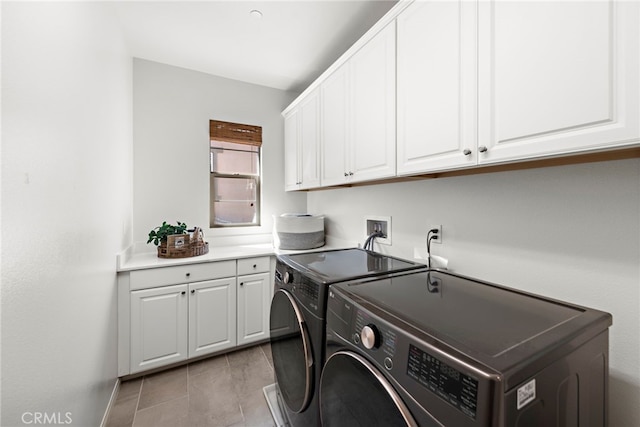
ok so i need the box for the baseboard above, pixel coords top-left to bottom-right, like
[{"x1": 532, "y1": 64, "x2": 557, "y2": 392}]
[{"x1": 100, "y1": 379, "x2": 121, "y2": 427}]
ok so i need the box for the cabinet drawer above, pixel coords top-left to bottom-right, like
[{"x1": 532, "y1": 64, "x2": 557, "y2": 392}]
[
  {"x1": 237, "y1": 256, "x2": 271, "y2": 276},
  {"x1": 130, "y1": 260, "x2": 236, "y2": 290}
]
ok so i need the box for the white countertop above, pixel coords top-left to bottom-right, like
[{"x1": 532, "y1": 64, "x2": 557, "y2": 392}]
[{"x1": 117, "y1": 240, "x2": 356, "y2": 272}]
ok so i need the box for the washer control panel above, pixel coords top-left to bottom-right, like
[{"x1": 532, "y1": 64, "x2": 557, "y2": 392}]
[
  {"x1": 360, "y1": 324, "x2": 380, "y2": 349},
  {"x1": 354, "y1": 310, "x2": 397, "y2": 362},
  {"x1": 327, "y1": 285, "x2": 481, "y2": 422},
  {"x1": 407, "y1": 344, "x2": 478, "y2": 419}
]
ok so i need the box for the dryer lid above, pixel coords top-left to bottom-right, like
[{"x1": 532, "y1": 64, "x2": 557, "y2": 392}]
[{"x1": 278, "y1": 248, "x2": 425, "y2": 284}]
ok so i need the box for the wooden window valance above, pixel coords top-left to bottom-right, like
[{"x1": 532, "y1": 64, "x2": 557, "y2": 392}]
[{"x1": 210, "y1": 120, "x2": 262, "y2": 147}]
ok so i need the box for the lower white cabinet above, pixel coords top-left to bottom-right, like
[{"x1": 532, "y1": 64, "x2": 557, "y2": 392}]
[
  {"x1": 189, "y1": 278, "x2": 237, "y2": 358},
  {"x1": 119, "y1": 256, "x2": 273, "y2": 376},
  {"x1": 130, "y1": 278, "x2": 237, "y2": 373},
  {"x1": 237, "y1": 272, "x2": 271, "y2": 345},
  {"x1": 130, "y1": 284, "x2": 189, "y2": 373}
]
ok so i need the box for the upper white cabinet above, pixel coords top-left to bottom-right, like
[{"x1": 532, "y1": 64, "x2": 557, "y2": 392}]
[
  {"x1": 285, "y1": 0, "x2": 638, "y2": 187},
  {"x1": 284, "y1": 89, "x2": 321, "y2": 191},
  {"x1": 321, "y1": 23, "x2": 396, "y2": 185},
  {"x1": 320, "y1": 64, "x2": 350, "y2": 186},
  {"x1": 397, "y1": 0, "x2": 478, "y2": 175},
  {"x1": 283, "y1": 110, "x2": 299, "y2": 190},
  {"x1": 286, "y1": 21, "x2": 396, "y2": 189},
  {"x1": 477, "y1": 0, "x2": 639, "y2": 164},
  {"x1": 349, "y1": 21, "x2": 397, "y2": 183}
]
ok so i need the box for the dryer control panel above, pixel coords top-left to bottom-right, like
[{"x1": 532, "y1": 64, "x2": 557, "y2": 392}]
[{"x1": 275, "y1": 261, "x2": 322, "y2": 315}]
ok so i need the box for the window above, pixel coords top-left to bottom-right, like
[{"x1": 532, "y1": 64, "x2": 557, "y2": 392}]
[{"x1": 210, "y1": 120, "x2": 262, "y2": 227}]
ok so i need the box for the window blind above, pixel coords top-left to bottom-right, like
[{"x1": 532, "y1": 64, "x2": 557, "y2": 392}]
[{"x1": 210, "y1": 120, "x2": 262, "y2": 146}]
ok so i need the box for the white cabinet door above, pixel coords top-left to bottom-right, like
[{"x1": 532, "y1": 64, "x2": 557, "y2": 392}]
[
  {"x1": 283, "y1": 90, "x2": 321, "y2": 190},
  {"x1": 237, "y1": 272, "x2": 271, "y2": 346},
  {"x1": 286, "y1": 20, "x2": 396, "y2": 189},
  {"x1": 130, "y1": 284, "x2": 188, "y2": 374},
  {"x1": 284, "y1": 110, "x2": 300, "y2": 191},
  {"x1": 478, "y1": 0, "x2": 639, "y2": 164},
  {"x1": 299, "y1": 90, "x2": 321, "y2": 189},
  {"x1": 396, "y1": 0, "x2": 478, "y2": 175},
  {"x1": 320, "y1": 64, "x2": 350, "y2": 186},
  {"x1": 350, "y1": 21, "x2": 397, "y2": 183},
  {"x1": 188, "y1": 278, "x2": 237, "y2": 358}
]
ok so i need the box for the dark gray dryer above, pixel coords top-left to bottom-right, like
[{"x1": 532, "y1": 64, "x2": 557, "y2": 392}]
[
  {"x1": 320, "y1": 270, "x2": 612, "y2": 427},
  {"x1": 269, "y1": 248, "x2": 426, "y2": 427}
]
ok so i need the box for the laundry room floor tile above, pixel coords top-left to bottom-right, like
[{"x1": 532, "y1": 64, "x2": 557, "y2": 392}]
[{"x1": 106, "y1": 343, "x2": 275, "y2": 427}]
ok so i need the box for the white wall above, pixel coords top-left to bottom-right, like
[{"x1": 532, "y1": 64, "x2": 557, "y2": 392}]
[
  {"x1": 1, "y1": 2, "x2": 132, "y2": 425},
  {"x1": 308, "y1": 158, "x2": 640, "y2": 426},
  {"x1": 133, "y1": 59, "x2": 306, "y2": 247}
]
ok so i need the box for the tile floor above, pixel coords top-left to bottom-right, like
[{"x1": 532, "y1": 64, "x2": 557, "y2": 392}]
[{"x1": 106, "y1": 343, "x2": 276, "y2": 427}]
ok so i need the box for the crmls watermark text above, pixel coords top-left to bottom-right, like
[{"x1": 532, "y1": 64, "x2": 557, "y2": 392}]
[{"x1": 21, "y1": 412, "x2": 73, "y2": 425}]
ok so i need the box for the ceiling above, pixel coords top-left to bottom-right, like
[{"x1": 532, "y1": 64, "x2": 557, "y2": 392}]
[{"x1": 114, "y1": 1, "x2": 398, "y2": 93}]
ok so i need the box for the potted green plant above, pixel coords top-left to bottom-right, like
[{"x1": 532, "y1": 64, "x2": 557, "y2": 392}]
[
  {"x1": 147, "y1": 221, "x2": 208, "y2": 258},
  {"x1": 147, "y1": 221, "x2": 188, "y2": 246}
]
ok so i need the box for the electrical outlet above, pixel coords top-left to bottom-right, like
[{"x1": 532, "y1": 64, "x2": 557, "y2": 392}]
[
  {"x1": 430, "y1": 225, "x2": 442, "y2": 244},
  {"x1": 364, "y1": 215, "x2": 391, "y2": 246}
]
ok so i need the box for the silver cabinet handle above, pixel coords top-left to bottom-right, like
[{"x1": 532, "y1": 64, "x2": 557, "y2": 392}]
[
  {"x1": 478, "y1": 146, "x2": 488, "y2": 153},
  {"x1": 463, "y1": 149, "x2": 472, "y2": 156}
]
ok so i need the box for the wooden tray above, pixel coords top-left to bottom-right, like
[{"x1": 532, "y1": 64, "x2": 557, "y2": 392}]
[{"x1": 157, "y1": 228, "x2": 209, "y2": 258}]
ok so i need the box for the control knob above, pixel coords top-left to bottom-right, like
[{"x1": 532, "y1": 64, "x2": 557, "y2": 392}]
[
  {"x1": 283, "y1": 271, "x2": 294, "y2": 284},
  {"x1": 361, "y1": 324, "x2": 381, "y2": 349}
]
